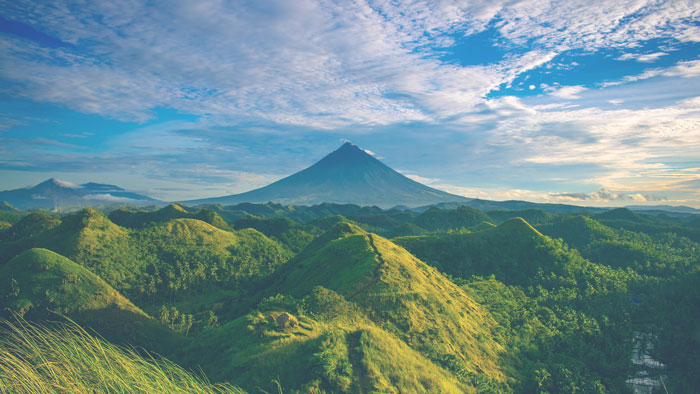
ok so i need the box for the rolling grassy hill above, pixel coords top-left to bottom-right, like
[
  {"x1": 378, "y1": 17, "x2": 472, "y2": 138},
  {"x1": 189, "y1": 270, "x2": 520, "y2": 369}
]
[
  {"x1": 109, "y1": 203, "x2": 231, "y2": 230},
  {"x1": 0, "y1": 208, "x2": 293, "y2": 302},
  {"x1": 1, "y1": 202, "x2": 698, "y2": 393},
  {"x1": 269, "y1": 222, "x2": 511, "y2": 391},
  {"x1": 0, "y1": 248, "x2": 144, "y2": 318}
]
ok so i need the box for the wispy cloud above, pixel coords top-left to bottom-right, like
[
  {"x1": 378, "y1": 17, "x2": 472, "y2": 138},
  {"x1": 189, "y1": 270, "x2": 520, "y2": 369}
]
[
  {"x1": 548, "y1": 85, "x2": 587, "y2": 99},
  {"x1": 548, "y1": 189, "x2": 666, "y2": 203},
  {"x1": 604, "y1": 59, "x2": 700, "y2": 86},
  {"x1": 616, "y1": 52, "x2": 668, "y2": 63},
  {"x1": 1, "y1": 0, "x2": 698, "y2": 127}
]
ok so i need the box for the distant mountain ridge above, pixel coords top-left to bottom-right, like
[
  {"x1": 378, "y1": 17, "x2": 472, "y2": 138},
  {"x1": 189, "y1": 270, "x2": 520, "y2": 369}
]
[
  {"x1": 0, "y1": 178, "x2": 161, "y2": 210},
  {"x1": 185, "y1": 142, "x2": 470, "y2": 208}
]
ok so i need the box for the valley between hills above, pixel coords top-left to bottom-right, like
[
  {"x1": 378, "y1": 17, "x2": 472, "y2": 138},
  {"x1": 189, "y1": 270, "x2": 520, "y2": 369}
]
[{"x1": 1, "y1": 200, "x2": 699, "y2": 393}]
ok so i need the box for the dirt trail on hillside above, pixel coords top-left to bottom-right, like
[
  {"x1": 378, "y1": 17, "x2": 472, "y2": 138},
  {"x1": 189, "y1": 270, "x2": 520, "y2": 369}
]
[{"x1": 346, "y1": 330, "x2": 371, "y2": 394}]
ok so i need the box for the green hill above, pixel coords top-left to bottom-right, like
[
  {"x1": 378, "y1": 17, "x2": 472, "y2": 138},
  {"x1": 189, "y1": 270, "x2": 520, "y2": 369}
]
[
  {"x1": 0, "y1": 201, "x2": 17, "y2": 211},
  {"x1": 186, "y1": 290, "x2": 470, "y2": 394},
  {"x1": 233, "y1": 215, "x2": 314, "y2": 253},
  {"x1": 486, "y1": 208, "x2": 553, "y2": 225},
  {"x1": 1, "y1": 212, "x2": 62, "y2": 241},
  {"x1": 109, "y1": 203, "x2": 231, "y2": 230},
  {"x1": 395, "y1": 218, "x2": 553, "y2": 285},
  {"x1": 538, "y1": 215, "x2": 700, "y2": 276},
  {"x1": 269, "y1": 222, "x2": 510, "y2": 391},
  {"x1": 0, "y1": 208, "x2": 293, "y2": 302},
  {"x1": 0, "y1": 248, "x2": 188, "y2": 354},
  {"x1": 596, "y1": 207, "x2": 642, "y2": 221},
  {"x1": 0, "y1": 248, "x2": 144, "y2": 318},
  {"x1": 133, "y1": 218, "x2": 293, "y2": 296},
  {"x1": 537, "y1": 215, "x2": 617, "y2": 250},
  {"x1": 413, "y1": 205, "x2": 491, "y2": 232},
  {"x1": 394, "y1": 217, "x2": 636, "y2": 296}
]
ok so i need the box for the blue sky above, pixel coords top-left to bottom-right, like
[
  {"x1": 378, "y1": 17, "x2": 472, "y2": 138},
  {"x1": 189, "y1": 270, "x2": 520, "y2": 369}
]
[{"x1": 1, "y1": 0, "x2": 699, "y2": 207}]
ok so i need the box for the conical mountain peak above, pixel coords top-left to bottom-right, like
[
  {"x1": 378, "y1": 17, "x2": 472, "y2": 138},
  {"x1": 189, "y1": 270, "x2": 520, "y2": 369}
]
[{"x1": 186, "y1": 144, "x2": 470, "y2": 208}]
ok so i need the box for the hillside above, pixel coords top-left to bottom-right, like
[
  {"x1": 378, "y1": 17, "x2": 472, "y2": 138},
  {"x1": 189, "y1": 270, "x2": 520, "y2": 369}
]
[
  {"x1": 0, "y1": 208, "x2": 293, "y2": 302},
  {"x1": 269, "y1": 222, "x2": 510, "y2": 390},
  {"x1": 109, "y1": 203, "x2": 230, "y2": 230},
  {"x1": 184, "y1": 223, "x2": 509, "y2": 392},
  {"x1": 0, "y1": 248, "x2": 144, "y2": 318},
  {"x1": 395, "y1": 218, "x2": 557, "y2": 285},
  {"x1": 1, "y1": 204, "x2": 698, "y2": 393}
]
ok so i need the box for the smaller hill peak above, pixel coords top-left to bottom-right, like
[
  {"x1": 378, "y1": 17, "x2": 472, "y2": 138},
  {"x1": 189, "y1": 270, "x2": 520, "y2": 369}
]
[
  {"x1": 59, "y1": 208, "x2": 113, "y2": 230},
  {"x1": 496, "y1": 217, "x2": 543, "y2": 236},
  {"x1": 597, "y1": 207, "x2": 640, "y2": 221},
  {"x1": 161, "y1": 203, "x2": 188, "y2": 213},
  {"x1": 0, "y1": 201, "x2": 16, "y2": 211}
]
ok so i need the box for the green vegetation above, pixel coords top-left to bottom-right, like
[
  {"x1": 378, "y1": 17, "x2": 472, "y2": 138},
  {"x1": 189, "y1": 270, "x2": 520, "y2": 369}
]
[
  {"x1": 0, "y1": 212, "x2": 61, "y2": 241},
  {"x1": 414, "y1": 205, "x2": 490, "y2": 232},
  {"x1": 1, "y1": 202, "x2": 698, "y2": 393},
  {"x1": 0, "y1": 248, "x2": 144, "y2": 318},
  {"x1": 109, "y1": 204, "x2": 231, "y2": 230},
  {"x1": 272, "y1": 222, "x2": 510, "y2": 391},
  {"x1": 0, "y1": 209, "x2": 292, "y2": 302},
  {"x1": 0, "y1": 318, "x2": 245, "y2": 394},
  {"x1": 0, "y1": 201, "x2": 16, "y2": 211},
  {"x1": 233, "y1": 215, "x2": 314, "y2": 253}
]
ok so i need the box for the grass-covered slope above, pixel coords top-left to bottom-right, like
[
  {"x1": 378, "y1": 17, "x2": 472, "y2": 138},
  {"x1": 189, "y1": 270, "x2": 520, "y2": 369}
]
[
  {"x1": 0, "y1": 208, "x2": 293, "y2": 301},
  {"x1": 272, "y1": 222, "x2": 510, "y2": 391},
  {"x1": 186, "y1": 291, "x2": 469, "y2": 394},
  {"x1": 0, "y1": 248, "x2": 144, "y2": 318},
  {"x1": 0, "y1": 248, "x2": 190, "y2": 357},
  {"x1": 395, "y1": 217, "x2": 554, "y2": 285},
  {"x1": 537, "y1": 215, "x2": 617, "y2": 250},
  {"x1": 4, "y1": 208, "x2": 145, "y2": 294},
  {"x1": 134, "y1": 218, "x2": 293, "y2": 294},
  {"x1": 233, "y1": 215, "x2": 314, "y2": 253},
  {"x1": 0, "y1": 212, "x2": 61, "y2": 241},
  {"x1": 413, "y1": 205, "x2": 491, "y2": 232},
  {"x1": 539, "y1": 215, "x2": 700, "y2": 277},
  {"x1": 0, "y1": 318, "x2": 245, "y2": 394},
  {"x1": 0, "y1": 201, "x2": 16, "y2": 211},
  {"x1": 109, "y1": 203, "x2": 230, "y2": 230}
]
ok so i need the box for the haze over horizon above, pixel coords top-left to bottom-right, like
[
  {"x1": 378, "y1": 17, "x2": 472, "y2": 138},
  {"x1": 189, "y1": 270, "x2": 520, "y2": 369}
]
[{"x1": 1, "y1": 1, "x2": 699, "y2": 208}]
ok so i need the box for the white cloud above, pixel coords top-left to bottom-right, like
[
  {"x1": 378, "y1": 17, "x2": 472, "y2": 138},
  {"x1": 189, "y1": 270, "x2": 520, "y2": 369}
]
[
  {"x1": 0, "y1": 0, "x2": 697, "y2": 127},
  {"x1": 548, "y1": 85, "x2": 587, "y2": 99},
  {"x1": 616, "y1": 52, "x2": 668, "y2": 62},
  {"x1": 82, "y1": 193, "x2": 141, "y2": 203},
  {"x1": 548, "y1": 188, "x2": 654, "y2": 202},
  {"x1": 605, "y1": 59, "x2": 700, "y2": 86}
]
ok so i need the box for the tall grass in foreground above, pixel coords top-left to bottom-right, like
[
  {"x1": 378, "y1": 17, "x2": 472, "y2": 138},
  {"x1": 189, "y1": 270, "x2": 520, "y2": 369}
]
[{"x1": 0, "y1": 318, "x2": 245, "y2": 394}]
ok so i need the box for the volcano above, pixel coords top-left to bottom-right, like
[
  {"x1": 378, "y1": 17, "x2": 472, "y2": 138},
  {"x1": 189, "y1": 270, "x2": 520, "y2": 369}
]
[
  {"x1": 0, "y1": 179, "x2": 161, "y2": 210},
  {"x1": 186, "y1": 142, "x2": 469, "y2": 208}
]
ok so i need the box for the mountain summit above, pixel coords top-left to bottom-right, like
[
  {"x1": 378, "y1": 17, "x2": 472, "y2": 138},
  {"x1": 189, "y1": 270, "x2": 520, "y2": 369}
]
[
  {"x1": 0, "y1": 179, "x2": 160, "y2": 210},
  {"x1": 186, "y1": 142, "x2": 469, "y2": 208}
]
